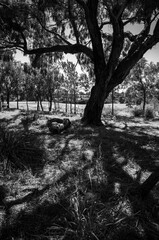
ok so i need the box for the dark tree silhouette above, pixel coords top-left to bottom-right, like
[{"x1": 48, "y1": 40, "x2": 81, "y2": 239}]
[{"x1": 0, "y1": 0, "x2": 159, "y2": 125}]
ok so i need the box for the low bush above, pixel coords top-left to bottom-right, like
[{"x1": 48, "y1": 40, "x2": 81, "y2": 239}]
[
  {"x1": 145, "y1": 107, "x2": 155, "y2": 120},
  {"x1": 132, "y1": 107, "x2": 143, "y2": 117}
]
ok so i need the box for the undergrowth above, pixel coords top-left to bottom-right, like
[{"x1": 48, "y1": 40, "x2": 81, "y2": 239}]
[
  {"x1": 0, "y1": 124, "x2": 45, "y2": 172},
  {"x1": 0, "y1": 112, "x2": 159, "y2": 240}
]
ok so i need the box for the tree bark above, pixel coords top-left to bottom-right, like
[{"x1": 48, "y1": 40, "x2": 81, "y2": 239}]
[
  {"x1": 82, "y1": 78, "x2": 107, "y2": 125},
  {"x1": 139, "y1": 168, "x2": 159, "y2": 199},
  {"x1": 6, "y1": 92, "x2": 10, "y2": 108},
  {"x1": 49, "y1": 97, "x2": 53, "y2": 112},
  {"x1": 143, "y1": 88, "x2": 146, "y2": 114},
  {"x1": 16, "y1": 94, "x2": 19, "y2": 109},
  {"x1": 39, "y1": 98, "x2": 43, "y2": 111}
]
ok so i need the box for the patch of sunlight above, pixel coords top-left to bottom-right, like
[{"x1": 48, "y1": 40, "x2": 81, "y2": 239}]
[
  {"x1": 116, "y1": 199, "x2": 133, "y2": 217},
  {"x1": 113, "y1": 146, "x2": 127, "y2": 164},
  {"x1": 61, "y1": 158, "x2": 79, "y2": 171},
  {"x1": 68, "y1": 139, "x2": 84, "y2": 151},
  {"x1": 114, "y1": 182, "x2": 121, "y2": 194},
  {"x1": 42, "y1": 165, "x2": 63, "y2": 184},
  {"x1": 139, "y1": 170, "x2": 152, "y2": 184},
  {"x1": 122, "y1": 159, "x2": 141, "y2": 180},
  {"x1": 86, "y1": 163, "x2": 108, "y2": 185},
  {"x1": 58, "y1": 142, "x2": 67, "y2": 149},
  {"x1": 115, "y1": 156, "x2": 126, "y2": 164},
  {"x1": 141, "y1": 144, "x2": 153, "y2": 151}
]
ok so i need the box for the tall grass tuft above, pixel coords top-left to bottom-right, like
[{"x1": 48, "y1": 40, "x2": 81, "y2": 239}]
[{"x1": 0, "y1": 125, "x2": 45, "y2": 172}]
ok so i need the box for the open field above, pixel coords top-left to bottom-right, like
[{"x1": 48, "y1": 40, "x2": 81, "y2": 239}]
[
  {"x1": 0, "y1": 103, "x2": 159, "y2": 239},
  {"x1": 8, "y1": 101, "x2": 130, "y2": 115}
]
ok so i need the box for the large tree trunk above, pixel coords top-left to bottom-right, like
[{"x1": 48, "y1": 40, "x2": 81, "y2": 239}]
[{"x1": 82, "y1": 77, "x2": 108, "y2": 125}]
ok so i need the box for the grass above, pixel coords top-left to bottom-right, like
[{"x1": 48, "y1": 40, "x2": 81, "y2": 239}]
[
  {"x1": 0, "y1": 125, "x2": 45, "y2": 172},
  {"x1": 0, "y1": 104, "x2": 159, "y2": 239}
]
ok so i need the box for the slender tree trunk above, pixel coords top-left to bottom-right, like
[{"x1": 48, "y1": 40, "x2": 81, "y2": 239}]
[
  {"x1": 26, "y1": 99, "x2": 29, "y2": 111},
  {"x1": 6, "y1": 92, "x2": 10, "y2": 108},
  {"x1": 112, "y1": 90, "x2": 114, "y2": 116},
  {"x1": 37, "y1": 100, "x2": 40, "y2": 111},
  {"x1": 143, "y1": 88, "x2": 146, "y2": 114},
  {"x1": 65, "y1": 92, "x2": 68, "y2": 113},
  {"x1": 70, "y1": 93, "x2": 72, "y2": 114},
  {"x1": 53, "y1": 95, "x2": 56, "y2": 111},
  {"x1": 74, "y1": 90, "x2": 76, "y2": 114},
  {"x1": 49, "y1": 96, "x2": 53, "y2": 112},
  {"x1": 39, "y1": 98, "x2": 43, "y2": 111},
  {"x1": 16, "y1": 94, "x2": 19, "y2": 109},
  {"x1": 57, "y1": 91, "x2": 60, "y2": 111}
]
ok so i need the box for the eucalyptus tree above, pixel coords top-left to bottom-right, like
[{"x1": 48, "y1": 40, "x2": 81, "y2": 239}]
[
  {"x1": 12, "y1": 62, "x2": 24, "y2": 109},
  {"x1": 62, "y1": 61, "x2": 78, "y2": 113},
  {"x1": 44, "y1": 65, "x2": 63, "y2": 112},
  {"x1": 124, "y1": 58, "x2": 159, "y2": 112},
  {"x1": 0, "y1": 61, "x2": 16, "y2": 108},
  {"x1": 1, "y1": 0, "x2": 159, "y2": 124},
  {"x1": 0, "y1": 50, "x2": 14, "y2": 110}
]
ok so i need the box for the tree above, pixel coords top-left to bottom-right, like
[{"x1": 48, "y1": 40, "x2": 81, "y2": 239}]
[
  {"x1": 23, "y1": 63, "x2": 35, "y2": 111},
  {"x1": 45, "y1": 65, "x2": 62, "y2": 112},
  {"x1": 0, "y1": 61, "x2": 16, "y2": 108},
  {"x1": 62, "y1": 61, "x2": 78, "y2": 114},
  {"x1": 12, "y1": 62, "x2": 24, "y2": 109},
  {"x1": 0, "y1": 50, "x2": 14, "y2": 110},
  {"x1": 1, "y1": 0, "x2": 159, "y2": 124},
  {"x1": 124, "y1": 58, "x2": 159, "y2": 111}
]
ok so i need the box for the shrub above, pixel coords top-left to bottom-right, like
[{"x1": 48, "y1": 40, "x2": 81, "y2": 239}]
[
  {"x1": 132, "y1": 107, "x2": 143, "y2": 117},
  {"x1": 145, "y1": 107, "x2": 154, "y2": 120}
]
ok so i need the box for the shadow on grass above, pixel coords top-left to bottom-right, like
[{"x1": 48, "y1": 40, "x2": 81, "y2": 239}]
[
  {"x1": 1, "y1": 118, "x2": 159, "y2": 239},
  {"x1": 0, "y1": 126, "x2": 46, "y2": 173}
]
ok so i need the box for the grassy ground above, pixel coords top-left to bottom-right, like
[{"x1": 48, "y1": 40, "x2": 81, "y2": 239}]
[{"x1": 0, "y1": 103, "x2": 159, "y2": 240}]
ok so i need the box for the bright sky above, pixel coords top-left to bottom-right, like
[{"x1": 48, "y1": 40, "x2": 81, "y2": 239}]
[{"x1": 125, "y1": 22, "x2": 159, "y2": 63}]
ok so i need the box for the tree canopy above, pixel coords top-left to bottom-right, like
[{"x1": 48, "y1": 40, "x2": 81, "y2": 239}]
[{"x1": 0, "y1": 0, "x2": 159, "y2": 124}]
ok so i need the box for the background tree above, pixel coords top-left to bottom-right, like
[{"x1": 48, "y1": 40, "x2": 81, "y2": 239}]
[
  {"x1": 78, "y1": 73, "x2": 92, "y2": 100},
  {"x1": 1, "y1": 0, "x2": 159, "y2": 124},
  {"x1": 44, "y1": 66, "x2": 62, "y2": 112},
  {"x1": 0, "y1": 50, "x2": 14, "y2": 110},
  {"x1": 23, "y1": 63, "x2": 35, "y2": 111},
  {"x1": 11, "y1": 62, "x2": 24, "y2": 109},
  {"x1": 124, "y1": 58, "x2": 159, "y2": 112},
  {"x1": 62, "y1": 61, "x2": 78, "y2": 114},
  {"x1": 0, "y1": 61, "x2": 16, "y2": 108}
]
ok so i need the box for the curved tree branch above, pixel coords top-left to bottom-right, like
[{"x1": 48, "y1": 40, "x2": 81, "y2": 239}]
[
  {"x1": 106, "y1": 3, "x2": 124, "y2": 75},
  {"x1": 24, "y1": 43, "x2": 94, "y2": 61}
]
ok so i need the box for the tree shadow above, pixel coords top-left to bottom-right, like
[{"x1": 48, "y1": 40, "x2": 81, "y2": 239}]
[{"x1": 1, "y1": 117, "x2": 159, "y2": 239}]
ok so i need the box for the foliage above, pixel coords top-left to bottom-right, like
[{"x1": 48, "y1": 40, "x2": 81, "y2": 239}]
[
  {"x1": 1, "y1": 0, "x2": 159, "y2": 123},
  {"x1": 132, "y1": 107, "x2": 143, "y2": 117},
  {"x1": 145, "y1": 107, "x2": 155, "y2": 120},
  {"x1": 123, "y1": 58, "x2": 159, "y2": 109}
]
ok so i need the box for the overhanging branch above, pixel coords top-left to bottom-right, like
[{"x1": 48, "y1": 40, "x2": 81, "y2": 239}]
[{"x1": 24, "y1": 44, "x2": 94, "y2": 61}]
